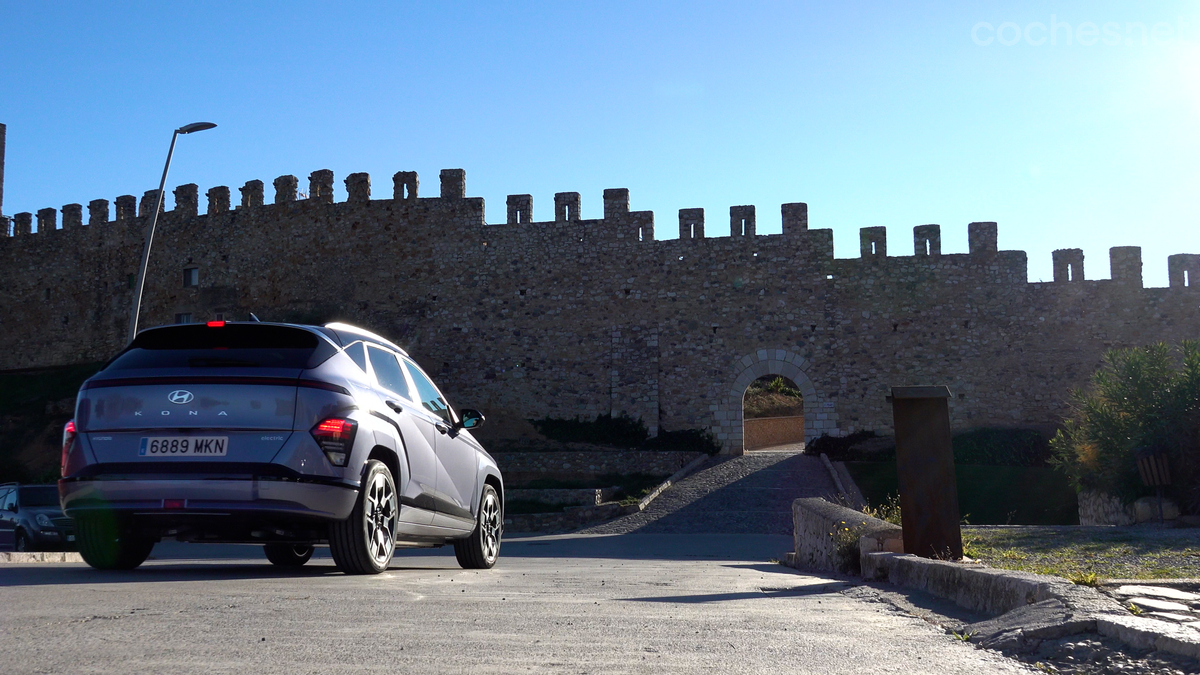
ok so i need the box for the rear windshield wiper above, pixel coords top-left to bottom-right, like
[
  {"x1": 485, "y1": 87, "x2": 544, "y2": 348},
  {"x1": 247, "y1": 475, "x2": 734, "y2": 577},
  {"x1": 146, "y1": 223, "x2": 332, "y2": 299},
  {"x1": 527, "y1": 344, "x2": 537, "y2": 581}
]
[{"x1": 187, "y1": 357, "x2": 263, "y2": 368}]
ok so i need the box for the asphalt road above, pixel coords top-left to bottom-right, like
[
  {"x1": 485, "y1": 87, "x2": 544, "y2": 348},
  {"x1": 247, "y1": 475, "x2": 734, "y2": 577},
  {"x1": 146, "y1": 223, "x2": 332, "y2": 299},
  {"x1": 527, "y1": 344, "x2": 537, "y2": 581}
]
[{"x1": 0, "y1": 533, "x2": 1033, "y2": 674}]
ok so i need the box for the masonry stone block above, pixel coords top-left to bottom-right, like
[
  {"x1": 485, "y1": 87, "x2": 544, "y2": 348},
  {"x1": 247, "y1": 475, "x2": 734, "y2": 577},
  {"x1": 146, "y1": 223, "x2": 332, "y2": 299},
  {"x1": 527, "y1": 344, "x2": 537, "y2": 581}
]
[
  {"x1": 36, "y1": 208, "x2": 56, "y2": 233},
  {"x1": 507, "y1": 194, "x2": 533, "y2": 224},
  {"x1": 88, "y1": 199, "x2": 109, "y2": 226},
  {"x1": 440, "y1": 169, "x2": 465, "y2": 199},
  {"x1": 139, "y1": 190, "x2": 162, "y2": 218},
  {"x1": 115, "y1": 195, "x2": 136, "y2": 221},
  {"x1": 13, "y1": 212, "x2": 31, "y2": 235},
  {"x1": 393, "y1": 171, "x2": 418, "y2": 201},
  {"x1": 914, "y1": 224, "x2": 941, "y2": 256},
  {"x1": 781, "y1": 203, "x2": 808, "y2": 235},
  {"x1": 1109, "y1": 246, "x2": 1142, "y2": 287},
  {"x1": 307, "y1": 170, "x2": 333, "y2": 204},
  {"x1": 860, "y1": 226, "x2": 887, "y2": 258},
  {"x1": 679, "y1": 208, "x2": 704, "y2": 239},
  {"x1": 61, "y1": 204, "x2": 82, "y2": 230},
  {"x1": 1168, "y1": 254, "x2": 1200, "y2": 289},
  {"x1": 345, "y1": 172, "x2": 370, "y2": 202},
  {"x1": 274, "y1": 175, "x2": 298, "y2": 204},
  {"x1": 207, "y1": 187, "x2": 230, "y2": 215},
  {"x1": 603, "y1": 189, "x2": 630, "y2": 219},
  {"x1": 173, "y1": 183, "x2": 198, "y2": 218},
  {"x1": 554, "y1": 192, "x2": 580, "y2": 221},
  {"x1": 240, "y1": 180, "x2": 264, "y2": 209},
  {"x1": 730, "y1": 205, "x2": 755, "y2": 237},
  {"x1": 1053, "y1": 248, "x2": 1085, "y2": 283},
  {"x1": 969, "y1": 221, "x2": 998, "y2": 255}
]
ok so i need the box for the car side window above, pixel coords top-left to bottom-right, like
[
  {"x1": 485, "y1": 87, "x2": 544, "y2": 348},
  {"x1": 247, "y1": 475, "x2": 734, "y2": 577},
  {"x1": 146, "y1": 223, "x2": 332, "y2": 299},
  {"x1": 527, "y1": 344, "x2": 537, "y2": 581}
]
[
  {"x1": 403, "y1": 360, "x2": 452, "y2": 424},
  {"x1": 1, "y1": 489, "x2": 14, "y2": 511},
  {"x1": 367, "y1": 346, "x2": 412, "y2": 400},
  {"x1": 344, "y1": 341, "x2": 368, "y2": 373}
]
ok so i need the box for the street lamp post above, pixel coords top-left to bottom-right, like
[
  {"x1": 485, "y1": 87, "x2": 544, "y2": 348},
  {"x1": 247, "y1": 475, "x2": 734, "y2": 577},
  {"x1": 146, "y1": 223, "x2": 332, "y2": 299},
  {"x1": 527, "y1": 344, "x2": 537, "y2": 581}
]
[{"x1": 126, "y1": 122, "x2": 217, "y2": 343}]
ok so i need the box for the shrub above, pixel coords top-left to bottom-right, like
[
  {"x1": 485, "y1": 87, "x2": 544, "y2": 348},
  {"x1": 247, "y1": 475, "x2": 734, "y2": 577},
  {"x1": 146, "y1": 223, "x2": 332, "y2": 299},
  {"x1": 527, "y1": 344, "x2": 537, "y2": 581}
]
[
  {"x1": 1050, "y1": 341, "x2": 1200, "y2": 512},
  {"x1": 642, "y1": 427, "x2": 721, "y2": 455},
  {"x1": 529, "y1": 413, "x2": 650, "y2": 448},
  {"x1": 805, "y1": 430, "x2": 883, "y2": 460}
]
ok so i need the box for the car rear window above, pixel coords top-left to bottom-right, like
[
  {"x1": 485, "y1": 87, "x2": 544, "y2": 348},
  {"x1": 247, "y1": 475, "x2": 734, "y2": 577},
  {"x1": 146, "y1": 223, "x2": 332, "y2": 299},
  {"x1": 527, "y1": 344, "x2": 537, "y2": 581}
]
[
  {"x1": 105, "y1": 324, "x2": 336, "y2": 370},
  {"x1": 18, "y1": 486, "x2": 59, "y2": 507}
]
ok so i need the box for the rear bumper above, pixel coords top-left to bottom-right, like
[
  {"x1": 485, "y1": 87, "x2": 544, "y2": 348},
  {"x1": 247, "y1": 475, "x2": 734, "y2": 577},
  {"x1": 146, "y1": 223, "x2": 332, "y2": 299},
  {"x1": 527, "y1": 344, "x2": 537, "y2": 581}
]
[{"x1": 60, "y1": 477, "x2": 359, "y2": 523}]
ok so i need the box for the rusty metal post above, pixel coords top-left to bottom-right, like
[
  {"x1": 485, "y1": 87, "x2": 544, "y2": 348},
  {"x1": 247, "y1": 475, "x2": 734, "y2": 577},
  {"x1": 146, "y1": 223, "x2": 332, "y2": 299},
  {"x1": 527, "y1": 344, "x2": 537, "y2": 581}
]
[{"x1": 890, "y1": 385, "x2": 962, "y2": 559}]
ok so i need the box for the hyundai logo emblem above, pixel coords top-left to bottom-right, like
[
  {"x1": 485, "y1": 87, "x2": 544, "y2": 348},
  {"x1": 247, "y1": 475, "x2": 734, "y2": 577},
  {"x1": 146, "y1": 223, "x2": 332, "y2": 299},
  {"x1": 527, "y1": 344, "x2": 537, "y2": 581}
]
[{"x1": 168, "y1": 390, "x2": 195, "y2": 405}]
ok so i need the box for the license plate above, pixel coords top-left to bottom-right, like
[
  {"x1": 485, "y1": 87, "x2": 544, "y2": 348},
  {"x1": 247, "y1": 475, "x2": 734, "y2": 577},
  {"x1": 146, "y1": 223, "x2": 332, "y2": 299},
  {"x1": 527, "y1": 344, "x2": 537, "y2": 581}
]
[
  {"x1": 67, "y1": 535, "x2": 75, "y2": 542},
  {"x1": 139, "y1": 436, "x2": 228, "y2": 457}
]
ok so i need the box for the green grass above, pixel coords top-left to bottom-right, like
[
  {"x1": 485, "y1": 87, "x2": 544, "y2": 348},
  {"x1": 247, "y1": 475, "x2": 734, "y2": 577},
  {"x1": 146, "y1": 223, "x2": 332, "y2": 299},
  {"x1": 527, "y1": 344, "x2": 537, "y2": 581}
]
[
  {"x1": 962, "y1": 526, "x2": 1200, "y2": 580},
  {"x1": 847, "y1": 462, "x2": 1078, "y2": 525}
]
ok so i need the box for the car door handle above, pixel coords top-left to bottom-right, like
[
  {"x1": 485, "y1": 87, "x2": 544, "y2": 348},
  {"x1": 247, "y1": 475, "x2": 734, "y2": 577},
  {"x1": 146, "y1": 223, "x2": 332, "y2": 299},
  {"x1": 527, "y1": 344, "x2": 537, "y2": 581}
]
[{"x1": 385, "y1": 400, "x2": 404, "y2": 414}]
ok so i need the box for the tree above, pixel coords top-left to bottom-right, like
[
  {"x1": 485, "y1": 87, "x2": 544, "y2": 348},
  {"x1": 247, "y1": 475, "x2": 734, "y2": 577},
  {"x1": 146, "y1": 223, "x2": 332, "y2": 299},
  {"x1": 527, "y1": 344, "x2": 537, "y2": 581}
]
[{"x1": 1051, "y1": 341, "x2": 1200, "y2": 513}]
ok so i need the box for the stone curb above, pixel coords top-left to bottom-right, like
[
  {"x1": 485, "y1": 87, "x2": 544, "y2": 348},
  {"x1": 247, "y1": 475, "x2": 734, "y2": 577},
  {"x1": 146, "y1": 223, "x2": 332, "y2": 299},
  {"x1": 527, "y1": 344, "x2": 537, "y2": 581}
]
[
  {"x1": 863, "y1": 551, "x2": 1200, "y2": 660},
  {"x1": 0, "y1": 551, "x2": 83, "y2": 563},
  {"x1": 622, "y1": 453, "x2": 712, "y2": 515}
]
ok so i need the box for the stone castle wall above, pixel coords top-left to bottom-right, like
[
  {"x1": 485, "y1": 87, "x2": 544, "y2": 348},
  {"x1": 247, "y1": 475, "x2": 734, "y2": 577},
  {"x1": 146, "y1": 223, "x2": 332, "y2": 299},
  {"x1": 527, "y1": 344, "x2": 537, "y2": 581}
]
[{"x1": 3, "y1": 165, "x2": 1200, "y2": 453}]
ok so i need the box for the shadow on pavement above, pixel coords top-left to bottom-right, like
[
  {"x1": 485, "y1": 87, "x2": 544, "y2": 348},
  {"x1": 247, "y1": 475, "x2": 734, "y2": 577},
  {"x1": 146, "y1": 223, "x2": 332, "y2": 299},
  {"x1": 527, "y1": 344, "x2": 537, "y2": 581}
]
[{"x1": 0, "y1": 533, "x2": 800, "y2": 587}]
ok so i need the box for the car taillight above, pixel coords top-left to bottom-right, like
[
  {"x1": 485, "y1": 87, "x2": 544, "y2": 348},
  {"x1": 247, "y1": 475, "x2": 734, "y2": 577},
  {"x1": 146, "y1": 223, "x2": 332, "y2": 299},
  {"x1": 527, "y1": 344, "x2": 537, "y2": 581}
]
[
  {"x1": 61, "y1": 420, "x2": 77, "y2": 477},
  {"x1": 311, "y1": 418, "x2": 357, "y2": 467},
  {"x1": 207, "y1": 320, "x2": 226, "y2": 327}
]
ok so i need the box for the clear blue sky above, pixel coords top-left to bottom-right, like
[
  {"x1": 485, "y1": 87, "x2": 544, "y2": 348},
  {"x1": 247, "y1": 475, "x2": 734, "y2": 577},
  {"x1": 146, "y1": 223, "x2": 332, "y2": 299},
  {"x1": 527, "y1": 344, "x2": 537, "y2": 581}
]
[{"x1": 2, "y1": 1, "x2": 1197, "y2": 285}]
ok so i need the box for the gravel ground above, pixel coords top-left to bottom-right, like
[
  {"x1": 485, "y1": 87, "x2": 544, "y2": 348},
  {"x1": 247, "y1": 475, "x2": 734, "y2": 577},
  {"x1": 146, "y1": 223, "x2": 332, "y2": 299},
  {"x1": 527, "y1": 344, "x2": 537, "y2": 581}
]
[{"x1": 963, "y1": 525, "x2": 1200, "y2": 580}]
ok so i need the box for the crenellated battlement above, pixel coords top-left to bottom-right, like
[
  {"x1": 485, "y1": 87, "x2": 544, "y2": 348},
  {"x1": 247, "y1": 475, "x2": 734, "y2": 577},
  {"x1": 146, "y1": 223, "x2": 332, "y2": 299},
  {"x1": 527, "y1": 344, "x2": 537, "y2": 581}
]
[
  {"x1": 1, "y1": 143, "x2": 1198, "y2": 452},
  {"x1": 2, "y1": 165, "x2": 1196, "y2": 293}
]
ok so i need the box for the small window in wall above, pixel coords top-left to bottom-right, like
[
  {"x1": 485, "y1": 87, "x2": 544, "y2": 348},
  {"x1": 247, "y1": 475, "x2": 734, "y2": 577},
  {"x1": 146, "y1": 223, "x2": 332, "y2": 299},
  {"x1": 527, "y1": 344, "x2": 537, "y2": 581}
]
[
  {"x1": 174, "y1": 313, "x2": 193, "y2": 324},
  {"x1": 183, "y1": 268, "x2": 199, "y2": 288}
]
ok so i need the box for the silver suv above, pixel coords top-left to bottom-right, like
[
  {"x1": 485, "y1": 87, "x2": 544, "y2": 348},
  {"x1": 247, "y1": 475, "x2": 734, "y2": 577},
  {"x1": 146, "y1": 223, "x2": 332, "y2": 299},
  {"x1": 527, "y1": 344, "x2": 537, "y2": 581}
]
[{"x1": 59, "y1": 321, "x2": 503, "y2": 574}]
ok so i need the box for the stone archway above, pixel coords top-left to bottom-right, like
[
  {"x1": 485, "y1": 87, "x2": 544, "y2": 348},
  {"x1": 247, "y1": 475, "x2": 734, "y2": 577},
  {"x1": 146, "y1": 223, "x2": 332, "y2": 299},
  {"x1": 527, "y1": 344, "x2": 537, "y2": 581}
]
[{"x1": 712, "y1": 349, "x2": 837, "y2": 455}]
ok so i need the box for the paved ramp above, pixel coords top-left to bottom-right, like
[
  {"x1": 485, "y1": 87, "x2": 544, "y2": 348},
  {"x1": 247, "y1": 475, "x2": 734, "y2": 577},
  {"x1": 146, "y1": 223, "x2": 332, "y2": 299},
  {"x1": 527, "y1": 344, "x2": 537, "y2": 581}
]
[{"x1": 581, "y1": 448, "x2": 838, "y2": 536}]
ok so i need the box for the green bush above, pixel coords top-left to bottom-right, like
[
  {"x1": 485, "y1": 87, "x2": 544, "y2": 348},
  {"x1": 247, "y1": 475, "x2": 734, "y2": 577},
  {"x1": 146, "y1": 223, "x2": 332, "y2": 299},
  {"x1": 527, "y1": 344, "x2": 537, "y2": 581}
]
[
  {"x1": 641, "y1": 427, "x2": 721, "y2": 455},
  {"x1": 805, "y1": 430, "x2": 882, "y2": 460},
  {"x1": 1050, "y1": 341, "x2": 1200, "y2": 512},
  {"x1": 529, "y1": 414, "x2": 720, "y2": 454},
  {"x1": 530, "y1": 413, "x2": 650, "y2": 448}
]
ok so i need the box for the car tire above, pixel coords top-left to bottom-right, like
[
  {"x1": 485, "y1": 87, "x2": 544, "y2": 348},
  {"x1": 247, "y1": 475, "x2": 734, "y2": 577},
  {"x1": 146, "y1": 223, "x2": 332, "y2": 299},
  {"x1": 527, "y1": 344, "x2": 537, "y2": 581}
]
[
  {"x1": 14, "y1": 530, "x2": 31, "y2": 553},
  {"x1": 329, "y1": 459, "x2": 398, "y2": 575},
  {"x1": 75, "y1": 513, "x2": 154, "y2": 571},
  {"x1": 264, "y1": 544, "x2": 315, "y2": 567},
  {"x1": 454, "y1": 484, "x2": 501, "y2": 569}
]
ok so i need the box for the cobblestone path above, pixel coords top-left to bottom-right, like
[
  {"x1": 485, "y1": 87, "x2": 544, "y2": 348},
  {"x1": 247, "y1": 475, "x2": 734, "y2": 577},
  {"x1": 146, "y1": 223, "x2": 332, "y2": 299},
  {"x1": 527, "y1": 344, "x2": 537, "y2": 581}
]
[{"x1": 578, "y1": 446, "x2": 839, "y2": 536}]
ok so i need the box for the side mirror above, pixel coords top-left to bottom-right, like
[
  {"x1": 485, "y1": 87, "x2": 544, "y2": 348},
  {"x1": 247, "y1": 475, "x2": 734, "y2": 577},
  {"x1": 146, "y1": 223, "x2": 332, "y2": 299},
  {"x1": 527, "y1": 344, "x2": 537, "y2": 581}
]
[
  {"x1": 459, "y1": 409, "x2": 485, "y2": 430},
  {"x1": 7, "y1": 503, "x2": 16, "y2": 513}
]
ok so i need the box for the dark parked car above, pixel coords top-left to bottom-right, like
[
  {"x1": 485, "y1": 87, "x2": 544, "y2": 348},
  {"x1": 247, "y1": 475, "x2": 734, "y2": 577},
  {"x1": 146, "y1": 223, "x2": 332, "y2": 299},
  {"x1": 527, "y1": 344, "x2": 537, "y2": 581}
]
[
  {"x1": 0, "y1": 483, "x2": 76, "y2": 551},
  {"x1": 59, "y1": 321, "x2": 503, "y2": 573}
]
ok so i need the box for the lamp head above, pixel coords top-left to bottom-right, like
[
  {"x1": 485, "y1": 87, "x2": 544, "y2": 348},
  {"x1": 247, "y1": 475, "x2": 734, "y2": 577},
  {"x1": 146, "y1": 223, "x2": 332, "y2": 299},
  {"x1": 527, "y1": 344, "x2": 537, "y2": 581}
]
[{"x1": 177, "y1": 122, "x2": 217, "y2": 134}]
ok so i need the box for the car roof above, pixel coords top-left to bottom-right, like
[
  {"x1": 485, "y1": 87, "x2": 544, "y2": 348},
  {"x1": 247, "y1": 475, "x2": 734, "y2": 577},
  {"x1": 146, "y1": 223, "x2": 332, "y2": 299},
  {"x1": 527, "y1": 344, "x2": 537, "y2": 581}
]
[
  {"x1": 132, "y1": 321, "x2": 409, "y2": 357},
  {"x1": 322, "y1": 322, "x2": 410, "y2": 357}
]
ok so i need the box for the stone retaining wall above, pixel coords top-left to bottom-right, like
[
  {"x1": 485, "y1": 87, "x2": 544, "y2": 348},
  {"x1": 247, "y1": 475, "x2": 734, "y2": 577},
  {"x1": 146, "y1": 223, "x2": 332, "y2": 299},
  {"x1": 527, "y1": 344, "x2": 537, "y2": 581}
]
[
  {"x1": 495, "y1": 450, "x2": 704, "y2": 485},
  {"x1": 1078, "y1": 490, "x2": 1136, "y2": 526},
  {"x1": 790, "y1": 497, "x2": 902, "y2": 572}
]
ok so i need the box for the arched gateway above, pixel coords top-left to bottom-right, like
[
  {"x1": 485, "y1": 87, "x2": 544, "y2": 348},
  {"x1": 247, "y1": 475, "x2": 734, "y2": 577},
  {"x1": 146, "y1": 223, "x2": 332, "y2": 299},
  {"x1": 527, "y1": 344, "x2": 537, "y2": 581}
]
[{"x1": 712, "y1": 349, "x2": 839, "y2": 455}]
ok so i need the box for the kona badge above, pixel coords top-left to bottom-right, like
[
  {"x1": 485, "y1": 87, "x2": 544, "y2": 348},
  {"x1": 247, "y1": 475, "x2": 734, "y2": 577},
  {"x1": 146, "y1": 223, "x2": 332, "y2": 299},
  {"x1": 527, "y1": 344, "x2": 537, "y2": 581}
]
[{"x1": 167, "y1": 390, "x2": 195, "y2": 405}]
